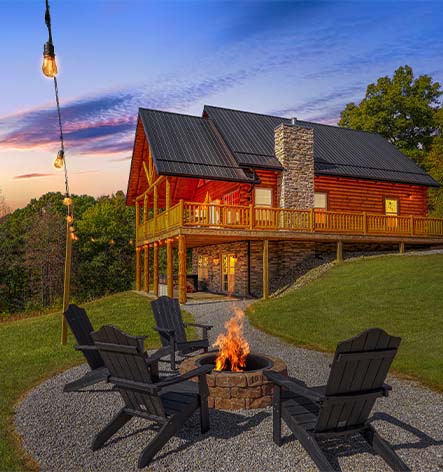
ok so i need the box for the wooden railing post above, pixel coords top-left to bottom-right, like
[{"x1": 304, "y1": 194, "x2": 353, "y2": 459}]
[
  {"x1": 410, "y1": 215, "x2": 414, "y2": 236},
  {"x1": 178, "y1": 235, "x2": 187, "y2": 304},
  {"x1": 249, "y1": 204, "x2": 254, "y2": 230},
  {"x1": 309, "y1": 208, "x2": 314, "y2": 232},
  {"x1": 135, "y1": 246, "x2": 142, "y2": 291},
  {"x1": 363, "y1": 212, "x2": 367, "y2": 234},
  {"x1": 166, "y1": 238, "x2": 173, "y2": 298},
  {"x1": 143, "y1": 244, "x2": 149, "y2": 292},
  {"x1": 153, "y1": 242, "x2": 159, "y2": 297},
  {"x1": 263, "y1": 239, "x2": 269, "y2": 300},
  {"x1": 179, "y1": 199, "x2": 185, "y2": 226}
]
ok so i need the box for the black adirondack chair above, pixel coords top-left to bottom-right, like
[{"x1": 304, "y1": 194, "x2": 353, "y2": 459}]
[
  {"x1": 90, "y1": 325, "x2": 212, "y2": 469},
  {"x1": 63, "y1": 304, "x2": 109, "y2": 392},
  {"x1": 264, "y1": 328, "x2": 410, "y2": 472},
  {"x1": 151, "y1": 296, "x2": 212, "y2": 369}
]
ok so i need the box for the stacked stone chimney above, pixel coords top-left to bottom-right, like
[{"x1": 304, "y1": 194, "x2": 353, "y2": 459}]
[{"x1": 275, "y1": 123, "x2": 314, "y2": 210}]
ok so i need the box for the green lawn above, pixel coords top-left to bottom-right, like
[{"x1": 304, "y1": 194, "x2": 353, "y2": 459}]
[
  {"x1": 0, "y1": 291, "x2": 194, "y2": 472},
  {"x1": 248, "y1": 254, "x2": 443, "y2": 391}
]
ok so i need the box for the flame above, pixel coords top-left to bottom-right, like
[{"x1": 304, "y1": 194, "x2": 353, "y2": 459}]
[{"x1": 213, "y1": 308, "x2": 250, "y2": 372}]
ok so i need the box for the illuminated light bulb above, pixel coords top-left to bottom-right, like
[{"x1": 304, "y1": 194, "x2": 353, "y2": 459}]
[
  {"x1": 66, "y1": 215, "x2": 73, "y2": 224},
  {"x1": 69, "y1": 226, "x2": 75, "y2": 233},
  {"x1": 53, "y1": 150, "x2": 64, "y2": 169},
  {"x1": 109, "y1": 239, "x2": 115, "y2": 246},
  {"x1": 71, "y1": 233, "x2": 78, "y2": 241},
  {"x1": 63, "y1": 197, "x2": 73, "y2": 206},
  {"x1": 42, "y1": 42, "x2": 58, "y2": 77}
]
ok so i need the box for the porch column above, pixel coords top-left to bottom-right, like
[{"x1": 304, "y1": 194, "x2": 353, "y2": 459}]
[
  {"x1": 336, "y1": 240, "x2": 343, "y2": 263},
  {"x1": 135, "y1": 246, "x2": 142, "y2": 291},
  {"x1": 167, "y1": 238, "x2": 173, "y2": 298},
  {"x1": 153, "y1": 184, "x2": 158, "y2": 234},
  {"x1": 399, "y1": 242, "x2": 405, "y2": 254},
  {"x1": 153, "y1": 242, "x2": 159, "y2": 297},
  {"x1": 263, "y1": 239, "x2": 269, "y2": 299},
  {"x1": 135, "y1": 201, "x2": 140, "y2": 242},
  {"x1": 178, "y1": 235, "x2": 187, "y2": 304},
  {"x1": 143, "y1": 194, "x2": 148, "y2": 223},
  {"x1": 143, "y1": 243, "x2": 149, "y2": 292},
  {"x1": 166, "y1": 177, "x2": 171, "y2": 227}
]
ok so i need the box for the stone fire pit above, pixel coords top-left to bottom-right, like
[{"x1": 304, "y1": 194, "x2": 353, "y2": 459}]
[{"x1": 179, "y1": 352, "x2": 288, "y2": 410}]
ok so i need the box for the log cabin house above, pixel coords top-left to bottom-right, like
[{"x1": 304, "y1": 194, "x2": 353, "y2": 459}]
[{"x1": 126, "y1": 105, "x2": 443, "y2": 303}]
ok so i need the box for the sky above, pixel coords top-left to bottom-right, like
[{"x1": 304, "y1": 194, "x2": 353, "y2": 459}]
[{"x1": 0, "y1": 0, "x2": 442, "y2": 210}]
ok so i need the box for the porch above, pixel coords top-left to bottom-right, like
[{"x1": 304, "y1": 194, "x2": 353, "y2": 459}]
[{"x1": 134, "y1": 200, "x2": 443, "y2": 304}]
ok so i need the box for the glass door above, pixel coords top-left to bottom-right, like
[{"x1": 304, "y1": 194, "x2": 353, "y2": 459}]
[{"x1": 222, "y1": 254, "x2": 236, "y2": 293}]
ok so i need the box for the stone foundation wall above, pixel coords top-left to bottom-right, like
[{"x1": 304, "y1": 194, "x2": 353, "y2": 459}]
[{"x1": 192, "y1": 240, "x2": 315, "y2": 297}]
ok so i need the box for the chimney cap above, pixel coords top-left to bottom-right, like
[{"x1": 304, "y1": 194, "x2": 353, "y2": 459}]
[{"x1": 291, "y1": 117, "x2": 297, "y2": 125}]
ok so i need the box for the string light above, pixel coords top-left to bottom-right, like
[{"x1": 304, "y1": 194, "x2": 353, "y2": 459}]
[{"x1": 43, "y1": 0, "x2": 74, "y2": 344}]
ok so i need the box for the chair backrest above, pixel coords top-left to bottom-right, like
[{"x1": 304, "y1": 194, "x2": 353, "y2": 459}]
[
  {"x1": 91, "y1": 325, "x2": 166, "y2": 419},
  {"x1": 64, "y1": 304, "x2": 104, "y2": 370},
  {"x1": 151, "y1": 296, "x2": 187, "y2": 345},
  {"x1": 316, "y1": 327, "x2": 401, "y2": 433}
]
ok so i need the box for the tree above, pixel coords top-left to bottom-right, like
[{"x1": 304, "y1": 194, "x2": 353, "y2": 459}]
[
  {"x1": 339, "y1": 65, "x2": 442, "y2": 157},
  {"x1": 75, "y1": 192, "x2": 135, "y2": 300},
  {"x1": 0, "y1": 189, "x2": 10, "y2": 219}
]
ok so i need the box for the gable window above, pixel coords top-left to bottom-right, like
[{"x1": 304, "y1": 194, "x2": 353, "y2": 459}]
[{"x1": 255, "y1": 187, "x2": 273, "y2": 207}]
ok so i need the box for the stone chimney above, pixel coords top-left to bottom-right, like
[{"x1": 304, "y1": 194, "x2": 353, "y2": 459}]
[{"x1": 274, "y1": 123, "x2": 314, "y2": 210}]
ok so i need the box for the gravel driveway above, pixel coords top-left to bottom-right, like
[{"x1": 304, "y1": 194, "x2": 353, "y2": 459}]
[{"x1": 15, "y1": 299, "x2": 443, "y2": 472}]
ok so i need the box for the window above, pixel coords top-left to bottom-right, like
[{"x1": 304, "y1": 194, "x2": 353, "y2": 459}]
[
  {"x1": 198, "y1": 255, "x2": 209, "y2": 282},
  {"x1": 255, "y1": 187, "x2": 272, "y2": 207},
  {"x1": 314, "y1": 192, "x2": 328, "y2": 210},
  {"x1": 385, "y1": 198, "x2": 399, "y2": 215},
  {"x1": 223, "y1": 190, "x2": 240, "y2": 206},
  {"x1": 314, "y1": 192, "x2": 328, "y2": 226}
]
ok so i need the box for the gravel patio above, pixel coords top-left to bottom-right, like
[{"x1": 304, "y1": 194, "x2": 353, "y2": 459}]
[{"x1": 15, "y1": 300, "x2": 443, "y2": 471}]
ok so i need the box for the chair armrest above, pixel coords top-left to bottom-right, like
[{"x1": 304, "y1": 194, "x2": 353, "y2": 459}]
[
  {"x1": 75, "y1": 344, "x2": 98, "y2": 351},
  {"x1": 109, "y1": 377, "x2": 160, "y2": 394},
  {"x1": 264, "y1": 370, "x2": 325, "y2": 403},
  {"x1": 183, "y1": 322, "x2": 213, "y2": 330},
  {"x1": 144, "y1": 345, "x2": 173, "y2": 364},
  {"x1": 155, "y1": 365, "x2": 213, "y2": 389},
  {"x1": 183, "y1": 322, "x2": 212, "y2": 340},
  {"x1": 382, "y1": 383, "x2": 392, "y2": 397},
  {"x1": 153, "y1": 326, "x2": 176, "y2": 337}
]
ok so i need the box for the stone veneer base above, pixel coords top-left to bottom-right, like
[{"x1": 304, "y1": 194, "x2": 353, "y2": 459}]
[{"x1": 179, "y1": 352, "x2": 288, "y2": 410}]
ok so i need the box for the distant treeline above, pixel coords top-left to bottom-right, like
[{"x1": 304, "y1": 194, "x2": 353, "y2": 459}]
[{"x1": 0, "y1": 191, "x2": 136, "y2": 314}]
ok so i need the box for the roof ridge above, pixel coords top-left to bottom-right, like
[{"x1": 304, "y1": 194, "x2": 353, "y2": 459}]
[
  {"x1": 297, "y1": 119, "x2": 384, "y2": 137},
  {"x1": 204, "y1": 104, "x2": 291, "y2": 121},
  {"x1": 204, "y1": 105, "x2": 384, "y2": 138},
  {"x1": 139, "y1": 107, "x2": 201, "y2": 120}
]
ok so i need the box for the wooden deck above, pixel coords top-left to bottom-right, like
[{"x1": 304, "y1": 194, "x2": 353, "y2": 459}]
[{"x1": 136, "y1": 200, "x2": 443, "y2": 246}]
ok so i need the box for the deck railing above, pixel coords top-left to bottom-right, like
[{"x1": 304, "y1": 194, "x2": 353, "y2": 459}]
[{"x1": 136, "y1": 201, "x2": 443, "y2": 241}]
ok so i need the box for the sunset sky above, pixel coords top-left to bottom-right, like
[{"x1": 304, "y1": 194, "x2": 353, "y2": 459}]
[{"x1": 1, "y1": 0, "x2": 442, "y2": 210}]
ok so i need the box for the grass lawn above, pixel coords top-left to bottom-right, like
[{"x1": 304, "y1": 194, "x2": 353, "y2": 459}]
[
  {"x1": 248, "y1": 254, "x2": 443, "y2": 391},
  {"x1": 0, "y1": 291, "x2": 194, "y2": 472}
]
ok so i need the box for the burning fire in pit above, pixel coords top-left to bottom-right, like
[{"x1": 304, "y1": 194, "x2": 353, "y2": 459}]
[{"x1": 213, "y1": 308, "x2": 250, "y2": 371}]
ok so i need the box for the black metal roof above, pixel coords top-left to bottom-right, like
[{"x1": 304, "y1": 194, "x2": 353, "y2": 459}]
[
  {"x1": 204, "y1": 105, "x2": 439, "y2": 187},
  {"x1": 138, "y1": 108, "x2": 255, "y2": 183}
]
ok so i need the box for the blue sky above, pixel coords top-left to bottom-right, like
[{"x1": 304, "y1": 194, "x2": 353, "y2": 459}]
[{"x1": 1, "y1": 0, "x2": 442, "y2": 209}]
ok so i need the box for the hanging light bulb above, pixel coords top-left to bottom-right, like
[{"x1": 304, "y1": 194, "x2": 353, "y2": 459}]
[
  {"x1": 66, "y1": 215, "x2": 73, "y2": 224},
  {"x1": 63, "y1": 196, "x2": 73, "y2": 206},
  {"x1": 53, "y1": 149, "x2": 64, "y2": 169},
  {"x1": 42, "y1": 41, "x2": 58, "y2": 77}
]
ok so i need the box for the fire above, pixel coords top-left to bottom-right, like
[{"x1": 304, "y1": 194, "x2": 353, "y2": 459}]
[{"x1": 213, "y1": 308, "x2": 250, "y2": 372}]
